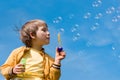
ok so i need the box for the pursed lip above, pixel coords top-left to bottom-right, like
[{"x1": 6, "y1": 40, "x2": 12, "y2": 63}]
[{"x1": 46, "y1": 37, "x2": 50, "y2": 40}]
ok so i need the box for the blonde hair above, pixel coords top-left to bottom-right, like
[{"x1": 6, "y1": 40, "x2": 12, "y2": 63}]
[{"x1": 20, "y1": 19, "x2": 47, "y2": 47}]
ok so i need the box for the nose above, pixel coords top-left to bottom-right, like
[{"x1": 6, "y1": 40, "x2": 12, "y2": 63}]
[{"x1": 47, "y1": 31, "x2": 50, "y2": 36}]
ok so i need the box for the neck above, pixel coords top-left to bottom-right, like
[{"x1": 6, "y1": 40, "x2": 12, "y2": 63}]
[{"x1": 31, "y1": 45, "x2": 43, "y2": 51}]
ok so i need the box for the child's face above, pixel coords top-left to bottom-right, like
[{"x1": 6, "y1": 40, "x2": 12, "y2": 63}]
[{"x1": 33, "y1": 23, "x2": 50, "y2": 46}]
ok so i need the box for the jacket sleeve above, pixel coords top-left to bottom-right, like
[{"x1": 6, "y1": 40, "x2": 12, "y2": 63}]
[
  {"x1": 46, "y1": 54, "x2": 61, "y2": 80},
  {"x1": 0, "y1": 46, "x2": 25, "y2": 79},
  {"x1": 0, "y1": 50, "x2": 16, "y2": 79},
  {"x1": 49, "y1": 66, "x2": 61, "y2": 80}
]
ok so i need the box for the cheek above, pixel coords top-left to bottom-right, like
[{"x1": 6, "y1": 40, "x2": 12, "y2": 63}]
[{"x1": 37, "y1": 33, "x2": 46, "y2": 39}]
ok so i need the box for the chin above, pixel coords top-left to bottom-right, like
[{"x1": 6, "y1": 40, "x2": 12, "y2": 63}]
[{"x1": 44, "y1": 41, "x2": 50, "y2": 45}]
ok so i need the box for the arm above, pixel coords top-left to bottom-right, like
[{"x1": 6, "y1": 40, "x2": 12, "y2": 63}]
[
  {"x1": 49, "y1": 58, "x2": 61, "y2": 80},
  {"x1": 0, "y1": 50, "x2": 16, "y2": 79},
  {"x1": 0, "y1": 46, "x2": 25, "y2": 79},
  {"x1": 49, "y1": 48, "x2": 66, "y2": 80}
]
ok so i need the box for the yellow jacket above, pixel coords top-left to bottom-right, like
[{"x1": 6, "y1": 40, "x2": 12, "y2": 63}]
[{"x1": 0, "y1": 46, "x2": 61, "y2": 80}]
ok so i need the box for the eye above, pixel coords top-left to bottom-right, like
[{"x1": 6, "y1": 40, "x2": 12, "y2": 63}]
[
  {"x1": 42, "y1": 28, "x2": 48, "y2": 32},
  {"x1": 42, "y1": 29, "x2": 46, "y2": 32}
]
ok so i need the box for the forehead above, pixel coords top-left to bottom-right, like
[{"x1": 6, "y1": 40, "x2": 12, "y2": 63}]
[
  {"x1": 38, "y1": 23, "x2": 48, "y2": 29},
  {"x1": 35, "y1": 20, "x2": 47, "y2": 27},
  {"x1": 39, "y1": 26, "x2": 47, "y2": 29},
  {"x1": 37, "y1": 23, "x2": 48, "y2": 30}
]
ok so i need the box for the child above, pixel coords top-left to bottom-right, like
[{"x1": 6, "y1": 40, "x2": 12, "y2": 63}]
[{"x1": 0, "y1": 19, "x2": 66, "y2": 80}]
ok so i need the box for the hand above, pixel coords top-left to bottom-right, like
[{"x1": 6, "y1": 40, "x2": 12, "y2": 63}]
[
  {"x1": 12, "y1": 64, "x2": 25, "y2": 74},
  {"x1": 54, "y1": 48, "x2": 66, "y2": 64}
]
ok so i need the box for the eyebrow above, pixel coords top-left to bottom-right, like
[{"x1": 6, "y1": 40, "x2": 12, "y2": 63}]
[
  {"x1": 45, "y1": 23, "x2": 48, "y2": 27},
  {"x1": 41, "y1": 26, "x2": 48, "y2": 30}
]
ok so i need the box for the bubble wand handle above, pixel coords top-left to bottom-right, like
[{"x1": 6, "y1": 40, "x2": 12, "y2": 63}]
[
  {"x1": 20, "y1": 58, "x2": 26, "y2": 65},
  {"x1": 19, "y1": 58, "x2": 26, "y2": 79},
  {"x1": 58, "y1": 33, "x2": 63, "y2": 52}
]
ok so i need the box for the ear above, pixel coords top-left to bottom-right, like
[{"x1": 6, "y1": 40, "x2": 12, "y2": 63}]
[{"x1": 29, "y1": 32, "x2": 36, "y2": 39}]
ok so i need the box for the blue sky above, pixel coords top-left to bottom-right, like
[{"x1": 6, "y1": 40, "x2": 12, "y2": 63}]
[{"x1": 1, "y1": 0, "x2": 120, "y2": 80}]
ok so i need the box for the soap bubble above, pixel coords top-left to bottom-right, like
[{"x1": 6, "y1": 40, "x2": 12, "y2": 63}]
[
  {"x1": 71, "y1": 27, "x2": 77, "y2": 32},
  {"x1": 90, "y1": 23, "x2": 99, "y2": 31},
  {"x1": 83, "y1": 12, "x2": 91, "y2": 19},
  {"x1": 72, "y1": 33, "x2": 80, "y2": 41},
  {"x1": 86, "y1": 41, "x2": 92, "y2": 47},
  {"x1": 71, "y1": 24, "x2": 79, "y2": 32},
  {"x1": 75, "y1": 24, "x2": 79, "y2": 27},
  {"x1": 112, "y1": 46, "x2": 116, "y2": 50},
  {"x1": 59, "y1": 28, "x2": 64, "y2": 32},
  {"x1": 72, "y1": 36, "x2": 78, "y2": 41},
  {"x1": 58, "y1": 16, "x2": 62, "y2": 20},
  {"x1": 57, "y1": 28, "x2": 65, "y2": 34},
  {"x1": 76, "y1": 33, "x2": 80, "y2": 37},
  {"x1": 112, "y1": 14, "x2": 120, "y2": 22},
  {"x1": 112, "y1": 16, "x2": 118, "y2": 22},
  {"x1": 68, "y1": 14, "x2": 75, "y2": 19},
  {"x1": 53, "y1": 20, "x2": 59, "y2": 23},
  {"x1": 116, "y1": 15, "x2": 120, "y2": 22},
  {"x1": 116, "y1": 7, "x2": 120, "y2": 13},
  {"x1": 53, "y1": 16, "x2": 63, "y2": 23},
  {"x1": 78, "y1": 50, "x2": 85, "y2": 57},
  {"x1": 94, "y1": 13, "x2": 103, "y2": 19},
  {"x1": 71, "y1": 24, "x2": 80, "y2": 42},
  {"x1": 92, "y1": 0, "x2": 102, "y2": 7},
  {"x1": 117, "y1": 15, "x2": 120, "y2": 19},
  {"x1": 106, "y1": 6, "x2": 115, "y2": 14},
  {"x1": 118, "y1": 55, "x2": 120, "y2": 58}
]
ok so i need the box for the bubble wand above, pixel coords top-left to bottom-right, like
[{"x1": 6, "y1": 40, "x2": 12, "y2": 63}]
[
  {"x1": 18, "y1": 58, "x2": 26, "y2": 79},
  {"x1": 20, "y1": 58, "x2": 26, "y2": 65},
  {"x1": 57, "y1": 33, "x2": 63, "y2": 52}
]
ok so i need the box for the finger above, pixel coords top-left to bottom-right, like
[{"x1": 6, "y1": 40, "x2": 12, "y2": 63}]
[
  {"x1": 59, "y1": 51, "x2": 66, "y2": 56},
  {"x1": 15, "y1": 65, "x2": 25, "y2": 71},
  {"x1": 56, "y1": 48, "x2": 60, "y2": 56},
  {"x1": 15, "y1": 71, "x2": 24, "y2": 74},
  {"x1": 58, "y1": 56, "x2": 65, "y2": 60},
  {"x1": 16, "y1": 66, "x2": 25, "y2": 69},
  {"x1": 17, "y1": 64, "x2": 25, "y2": 67},
  {"x1": 15, "y1": 68, "x2": 25, "y2": 72}
]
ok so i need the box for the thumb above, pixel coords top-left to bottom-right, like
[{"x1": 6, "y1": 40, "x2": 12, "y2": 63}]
[{"x1": 56, "y1": 47, "x2": 60, "y2": 56}]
